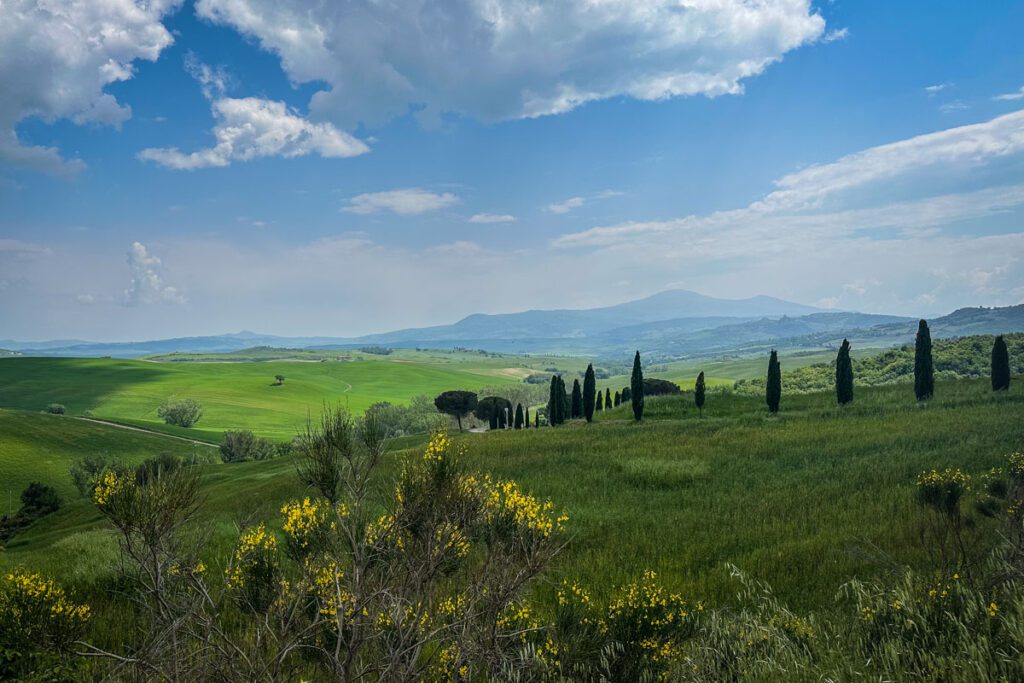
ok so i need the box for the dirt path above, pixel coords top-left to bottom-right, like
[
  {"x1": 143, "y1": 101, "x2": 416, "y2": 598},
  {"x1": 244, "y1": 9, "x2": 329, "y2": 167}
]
[{"x1": 74, "y1": 417, "x2": 218, "y2": 448}]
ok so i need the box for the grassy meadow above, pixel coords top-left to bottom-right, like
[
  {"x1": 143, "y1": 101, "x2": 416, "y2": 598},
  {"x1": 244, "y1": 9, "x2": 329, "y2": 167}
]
[
  {"x1": 0, "y1": 353, "x2": 528, "y2": 441},
  {"x1": 2, "y1": 370, "x2": 1021, "y2": 618}
]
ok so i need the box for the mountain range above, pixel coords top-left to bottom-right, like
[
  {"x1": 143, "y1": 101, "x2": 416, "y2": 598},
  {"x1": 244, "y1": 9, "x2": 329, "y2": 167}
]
[{"x1": 3, "y1": 289, "x2": 1023, "y2": 361}]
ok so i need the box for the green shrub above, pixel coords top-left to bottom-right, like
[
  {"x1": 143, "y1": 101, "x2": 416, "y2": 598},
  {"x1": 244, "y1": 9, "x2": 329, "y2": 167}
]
[
  {"x1": 46, "y1": 403, "x2": 66, "y2": 415},
  {"x1": 156, "y1": 398, "x2": 203, "y2": 427},
  {"x1": 220, "y1": 429, "x2": 277, "y2": 463},
  {"x1": 70, "y1": 455, "x2": 121, "y2": 497}
]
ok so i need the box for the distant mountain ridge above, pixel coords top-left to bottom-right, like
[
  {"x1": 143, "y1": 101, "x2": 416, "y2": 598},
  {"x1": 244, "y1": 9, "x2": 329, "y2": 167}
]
[{"x1": 2, "y1": 290, "x2": 1022, "y2": 361}]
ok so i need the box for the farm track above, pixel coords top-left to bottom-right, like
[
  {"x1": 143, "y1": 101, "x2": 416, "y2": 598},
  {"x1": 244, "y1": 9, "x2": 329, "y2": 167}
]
[{"x1": 73, "y1": 416, "x2": 219, "y2": 447}]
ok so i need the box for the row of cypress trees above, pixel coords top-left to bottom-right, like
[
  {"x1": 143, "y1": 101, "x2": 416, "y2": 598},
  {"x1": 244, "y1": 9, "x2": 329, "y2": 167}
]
[
  {"x1": 544, "y1": 351, "x2": 648, "y2": 426},
  {"x1": 763, "y1": 320, "x2": 1013, "y2": 414}
]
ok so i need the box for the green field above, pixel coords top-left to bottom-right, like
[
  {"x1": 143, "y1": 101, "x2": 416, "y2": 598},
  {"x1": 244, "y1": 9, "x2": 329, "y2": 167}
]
[
  {"x1": 0, "y1": 353, "x2": 531, "y2": 441},
  {"x1": 2, "y1": 373, "x2": 1021, "y2": 615}
]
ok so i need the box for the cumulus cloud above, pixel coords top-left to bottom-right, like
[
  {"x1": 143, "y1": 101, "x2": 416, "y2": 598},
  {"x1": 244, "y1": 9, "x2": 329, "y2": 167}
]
[
  {"x1": 124, "y1": 242, "x2": 186, "y2": 305},
  {"x1": 344, "y1": 188, "x2": 460, "y2": 215},
  {"x1": 138, "y1": 97, "x2": 369, "y2": 169},
  {"x1": 994, "y1": 86, "x2": 1024, "y2": 102},
  {"x1": 469, "y1": 213, "x2": 517, "y2": 224},
  {"x1": 194, "y1": 0, "x2": 825, "y2": 127},
  {"x1": 0, "y1": 0, "x2": 180, "y2": 174}
]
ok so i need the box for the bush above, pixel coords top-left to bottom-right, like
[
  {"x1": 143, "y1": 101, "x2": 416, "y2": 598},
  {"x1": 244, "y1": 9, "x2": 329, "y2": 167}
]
[
  {"x1": 46, "y1": 403, "x2": 66, "y2": 415},
  {"x1": 642, "y1": 378, "x2": 681, "y2": 396},
  {"x1": 0, "y1": 483, "x2": 63, "y2": 542},
  {"x1": 70, "y1": 456, "x2": 121, "y2": 497},
  {"x1": 156, "y1": 398, "x2": 203, "y2": 427},
  {"x1": 220, "y1": 430, "x2": 276, "y2": 463},
  {"x1": 134, "y1": 452, "x2": 183, "y2": 485}
]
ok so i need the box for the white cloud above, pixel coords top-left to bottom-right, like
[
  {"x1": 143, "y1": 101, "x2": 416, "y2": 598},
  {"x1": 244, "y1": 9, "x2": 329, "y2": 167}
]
[
  {"x1": 194, "y1": 0, "x2": 825, "y2": 127},
  {"x1": 822, "y1": 28, "x2": 849, "y2": 43},
  {"x1": 994, "y1": 86, "x2": 1024, "y2": 102},
  {"x1": 469, "y1": 213, "x2": 517, "y2": 224},
  {"x1": 184, "y1": 52, "x2": 231, "y2": 100},
  {"x1": 138, "y1": 97, "x2": 369, "y2": 169},
  {"x1": 546, "y1": 189, "x2": 624, "y2": 214},
  {"x1": 344, "y1": 188, "x2": 460, "y2": 215},
  {"x1": 0, "y1": 0, "x2": 180, "y2": 174},
  {"x1": 124, "y1": 242, "x2": 186, "y2": 305},
  {"x1": 925, "y1": 83, "x2": 951, "y2": 95},
  {"x1": 938, "y1": 100, "x2": 968, "y2": 114},
  {"x1": 546, "y1": 197, "x2": 587, "y2": 214}
]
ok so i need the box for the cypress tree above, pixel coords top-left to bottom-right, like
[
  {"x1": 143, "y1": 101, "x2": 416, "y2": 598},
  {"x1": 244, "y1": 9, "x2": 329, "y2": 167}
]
[
  {"x1": 514, "y1": 403, "x2": 524, "y2": 429},
  {"x1": 534, "y1": 411, "x2": 539, "y2": 428},
  {"x1": 695, "y1": 371, "x2": 706, "y2": 417},
  {"x1": 914, "y1": 320, "x2": 934, "y2": 401},
  {"x1": 836, "y1": 338, "x2": 854, "y2": 405},
  {"x1": 766, "y1": 350, "x2": 781, "y2": 414},
  {"x1": 595, "y1": 391, "x2": 603, "y2": 411},
  {"x1": 614, "y1": 391, "x2": 621, "y2": 407},
  {"x1": 583, "y1": 364, "x2": 596, "y2": 423},
  {"x1": 548, "y1": 375, "x2": 558, "y2": 425},
  {"x1": 525, "y1": 406, "x2": 530, "y2": 429},
  {"x1": 622, "y1": 386, "x2": 631, "y2": 402},
  {"x1": 562, "y1": 377, "x2": 571, "y2": 422},
  {"x1": 571, "y1": 379, "x2": 582, "y2": 418},
  {"x1": 605, "y1": 388, "x2": 612, "y2": 410},
  {"x1": 630, "y1": 350, "x2": 644, "y2": 422},
  {"x1": 992, "y1": 335, "x2": 1011, "y2": 391}
]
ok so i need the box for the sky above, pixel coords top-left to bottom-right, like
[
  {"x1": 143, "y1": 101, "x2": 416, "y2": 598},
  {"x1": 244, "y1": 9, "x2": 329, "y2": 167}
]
[{"x1": 1, "y1": 0, "x2": 1023, "y2": 342}]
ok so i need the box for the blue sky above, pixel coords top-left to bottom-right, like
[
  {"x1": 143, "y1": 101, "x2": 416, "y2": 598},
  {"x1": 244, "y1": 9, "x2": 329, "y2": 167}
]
[{"x1": 1, "y1": 0, "x2": 1023, "y2": 341}]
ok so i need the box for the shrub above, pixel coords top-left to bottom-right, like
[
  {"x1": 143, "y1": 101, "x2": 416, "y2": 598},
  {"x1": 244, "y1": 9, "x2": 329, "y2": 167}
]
[
  {"x1": 70, "y1": 455, "x2": 122, "y2": 497},
  {"x1": 0, "y1": 483, "x2": 63, "y2": 542},
  {"x1": 220, "y1": 430, "x2": 276, "y2": 463},
  {"x1": 156, "y1": 398, "x2": 203, "y2": 427},
  {"x1": 134, "y1": 452, "x2": 183, "y2": 485},
  {"x1": 642, "y1": 378, "x2": 681, "y2": 396},
  {"x1": 46, "y1": 403, "x2": 66, "y2": 415},
  {"x1": 0, "y1": 570, "x2": 91, "y2": 679},
  {"x1": 20, "y1": 482, "x2": 63, "y2": 516}
]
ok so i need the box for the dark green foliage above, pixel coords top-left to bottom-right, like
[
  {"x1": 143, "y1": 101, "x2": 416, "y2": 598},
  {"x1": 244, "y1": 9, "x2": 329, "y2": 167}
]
[
  {"x1": 605, "y1": 388, "x2": 612, "y2": 410},
  {"x1": 433, "y1": 390, "x2": 478, "y2": 431},
  {"x1": 583, "y1": 363, "x2": 597, "y2": 423},
  {"x1": 0, "y1": 482, "x2": 63, "y2": 542},
  {"x1": 622, "y1": 386, "x2": 631, "y2": 402},
  {"x1": 571, "y1": 380, "x2": 582, "y2": 419},
  {"x1": 514, "y1": 403, "x2": 524, "y2": 429},
  {"x1": 525, "y1": 406, "x2": 530, "y2": 429},
  {"x1": 596, "y1": 390, "x2": 603, "y2": 411},
  {"x1": 642, "y1": 378, "x2": 681, "y2": 396},
  {"x1": 614, "y1": 391, "x2": 621, "y2": 407},
  {"x1": 695, "y1": 371, "x2": 706, "y2": 416},
  {"x1": 476, "y1": 396, "x2": 512, "y2": 429},
  {"x1": 630, "y1": 351, "x2": 644, "y2": 422},
  {"x1": 534, "y1": 411, "x2": 539, "y2": 428},
  {"x1": 992, "y1": 335, "x2": 1011, "y2": 391},
  {"x1": 19, "y1": 482, "x2": 62, "y2": 516},
  {"x1": 915, "y1": 320, "x2": 935, "y2": 401},
  {"x1": 157, "y1": 397, "x2": 203, "y2": 428},
  {"x1": 220, "y1": 429, "x2": 277, "y2": 463},
  {"x1": 274, "y1": 374, "x2": 285, "y2": 385},
  {"x1": 45, "y1": 403, "x2": 65, "y2": 415},
  {"x1": 547, "y1": 376, "x2": 568, "y2": 425},
  {"x1": 836, "y1": 338, "x2": 854, "y2": 405},
  {"x1": 766, "y1": 350, "x2": 781, "y2": 414},
  {"x1": 134, "y1": 452, "x2": 184, "y2": 485}
]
